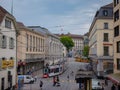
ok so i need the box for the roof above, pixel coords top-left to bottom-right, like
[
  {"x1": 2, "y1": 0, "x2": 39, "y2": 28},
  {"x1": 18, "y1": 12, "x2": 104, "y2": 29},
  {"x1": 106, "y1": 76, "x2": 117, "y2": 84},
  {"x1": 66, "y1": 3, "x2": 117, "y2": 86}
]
[
  {"x1": 28, "y1": 26, "x2": 59, "y2": 39},
  {"x1": 17, "y1": 22, "x2": 45, "y2": 36},
  {"x1": 101, "y1": 3, "x2": 113, "y2": 8},
  {"x1": 89, "y1": 3, "x2": 113, "y2": 36},
  {"x1": 17, "y1": 22, "x2": 25, "y2": 28},
  {"x1": 0, "y1": 6, "x2": 14, "y2": 24}
]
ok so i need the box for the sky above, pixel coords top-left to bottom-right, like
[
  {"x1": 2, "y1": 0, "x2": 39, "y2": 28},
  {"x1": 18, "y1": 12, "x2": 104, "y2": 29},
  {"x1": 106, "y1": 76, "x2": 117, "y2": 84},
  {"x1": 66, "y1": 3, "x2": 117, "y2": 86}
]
[{"x1": 0, "y1": 0, "x2": 112, "y2": 35}]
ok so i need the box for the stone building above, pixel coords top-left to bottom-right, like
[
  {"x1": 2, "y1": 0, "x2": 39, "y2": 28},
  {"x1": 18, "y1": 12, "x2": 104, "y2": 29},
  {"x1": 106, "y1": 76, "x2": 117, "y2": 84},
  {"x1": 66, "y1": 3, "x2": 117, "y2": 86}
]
[
  {"x1": 0, "y1": 6, "x2": 17, "y2": 90},
  {"x1": 89, "y1": 3, "x2": 114, "y2": 77}
]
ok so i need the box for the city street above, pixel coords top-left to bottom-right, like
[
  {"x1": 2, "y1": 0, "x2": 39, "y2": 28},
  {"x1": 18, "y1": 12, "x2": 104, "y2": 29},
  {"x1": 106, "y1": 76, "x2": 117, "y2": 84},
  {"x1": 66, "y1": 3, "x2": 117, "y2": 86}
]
[
  {"x1": 22, "y1": 58, "x2": 113, "y2": 90},
  {"x1": 22, "y1": 58, "x2": 89, "y2": 90}
]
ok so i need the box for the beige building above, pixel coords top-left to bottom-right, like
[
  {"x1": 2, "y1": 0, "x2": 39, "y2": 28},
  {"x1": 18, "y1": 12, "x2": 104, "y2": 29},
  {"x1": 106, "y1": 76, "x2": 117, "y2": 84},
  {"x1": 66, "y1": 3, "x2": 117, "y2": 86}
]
[
  {"x1": 17, "y1": 23, "x2": 45, "y2": 75},
  {"x1": 56, "y1": 33, "x2": 84, "y2": 57},
  {"x1": 28, "y1": 26, "x2": 64, "y2": 66},
  {"x1": 89, "y1": 3, "x2": 114, "y2": 77},
  {"x1": 0, "y1": 6, "x2": 17, "y2": 89},
  {"x1": 107, "y1": 0, "x2": 120, "y2": 88}
]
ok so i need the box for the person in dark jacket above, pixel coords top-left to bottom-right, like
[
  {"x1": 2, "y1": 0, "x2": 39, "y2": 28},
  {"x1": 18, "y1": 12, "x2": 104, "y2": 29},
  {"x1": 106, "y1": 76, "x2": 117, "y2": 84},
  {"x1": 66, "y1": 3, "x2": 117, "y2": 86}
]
[
  {"x1": 53, "y1": 76, "x2": 57, "y2": 86},
  {"x1": 111, "y1": 84, "x2": 116, "y2": 90},
  {"x1": 40, "y1": 80, "x2": 43, "y2": 90}
]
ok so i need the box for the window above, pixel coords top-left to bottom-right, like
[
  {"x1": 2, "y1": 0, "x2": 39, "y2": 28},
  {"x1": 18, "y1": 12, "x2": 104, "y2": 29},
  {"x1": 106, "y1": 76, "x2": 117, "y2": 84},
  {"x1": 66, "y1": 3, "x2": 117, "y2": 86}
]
[
  {"x1": 104, "y1": 46, "x2": 109, "y2": 56},
  {"x1": 104, "y1": 33, "x2": 109, "y2": 42},
  {"x1": 30, "y1": 35, "x2": 32, "y2": 51},
  {"x1": 104, "y1": 23, "x2": 108, "y2": 29},
  {"x1": 114, "y1": 0, "x2": 119, "y2": 6},
  {"x1": 103, "y1": 10, "x2": 108, "y2": 16},
  {"x1": 5, "y1": 19, "x2": 11, "y2": 28},
  {"x1": 114, "y1": 10, "x2": 119, "y2": 21},
  {"x1": 26, "y1": 34, "x2": 29, "y2": 52},
  {"x1": 9, "y1": 37, "x2": 14, "y2": 49},
  {"x1": 33, "y1": 36, "x2": 35, "y2": 52},
  {"x1": 114, "y1": 26, "x2": 119, "y2": 37},
  {"x1": 117, "y1": 41, "x2": 120, "y2": 53},
  {"x1": 117, "y1": 59, "x2": 120, "y2": 70},
  {"x1": 2, "y1": 35, "x2": 7, "y2": 48}
]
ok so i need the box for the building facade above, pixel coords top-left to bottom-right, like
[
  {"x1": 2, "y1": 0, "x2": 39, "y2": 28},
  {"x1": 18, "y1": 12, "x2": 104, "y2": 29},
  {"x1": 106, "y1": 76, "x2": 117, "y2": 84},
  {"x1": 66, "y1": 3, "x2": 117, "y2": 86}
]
[
  {"x1": 89, "y1": 3, "x2": 114, "y2": 77},
  {"x1": 107, "y1": 0, "x2": 120, "y2": 89},
  {"x1": 17, "y1": 23, "x2": 45, "y2": 75},
  {"x1": 113, "y1": 0, "x2": 120, "y2": 74},
  {"x1": 56, "y1": 33, "x2": 84, "y2": 57},
  {"x1": 0, "y1": 6, "x2": 17, "y2": 90},
  {"x1": 28, "y1": 26, "x2": 64, "y2": 66}
]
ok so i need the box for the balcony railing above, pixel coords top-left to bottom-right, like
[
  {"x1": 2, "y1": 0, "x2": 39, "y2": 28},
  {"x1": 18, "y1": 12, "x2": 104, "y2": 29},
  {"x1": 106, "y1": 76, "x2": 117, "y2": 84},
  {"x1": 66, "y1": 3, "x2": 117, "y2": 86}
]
[{"x1": 25, "y1": 58, "x2": 44, "y2": 63}]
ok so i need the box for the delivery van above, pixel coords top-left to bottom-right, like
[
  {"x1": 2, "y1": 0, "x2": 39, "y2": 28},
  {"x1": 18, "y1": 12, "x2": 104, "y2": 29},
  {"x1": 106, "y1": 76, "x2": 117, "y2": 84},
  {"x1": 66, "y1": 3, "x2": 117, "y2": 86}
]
[{"x1": 18, "y1": 75, "x2": 35, "y2": 84}]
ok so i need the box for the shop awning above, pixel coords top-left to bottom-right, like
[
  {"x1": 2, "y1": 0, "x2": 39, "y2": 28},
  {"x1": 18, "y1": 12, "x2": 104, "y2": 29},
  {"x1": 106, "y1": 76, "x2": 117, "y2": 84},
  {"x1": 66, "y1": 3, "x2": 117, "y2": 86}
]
[{"x1": 107, "y1": 73, "x2": 120, "y2": 85}]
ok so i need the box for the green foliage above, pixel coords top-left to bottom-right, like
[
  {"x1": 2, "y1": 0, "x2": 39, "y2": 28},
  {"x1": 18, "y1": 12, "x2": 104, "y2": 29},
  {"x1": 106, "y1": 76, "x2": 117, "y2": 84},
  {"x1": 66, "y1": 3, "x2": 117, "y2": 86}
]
[
  {"x1": 83, "y1": 45, "x2": 89, "y2": 58},
  {"x1": 60, "y1": 36, "x2": 74, "y2": 52}
]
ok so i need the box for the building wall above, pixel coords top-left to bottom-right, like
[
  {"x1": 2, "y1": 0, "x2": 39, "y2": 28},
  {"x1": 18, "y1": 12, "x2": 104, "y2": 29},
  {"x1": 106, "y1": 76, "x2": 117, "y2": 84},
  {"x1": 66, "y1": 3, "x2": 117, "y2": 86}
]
[
  {"x1": 72, "y1": 38, "x2": 84, "y2": 57},
  {"x1": 17, "y1": 27, "x2": 45, "y2": 74},
  {"x1": 89, "y1": 19, "x2": 113, "y2": 57},
  {"x1": 113, "y1": 0, "x2": 120, "y2": 73},
  {"x1": 0, "y1": 16, "x2": 17, "y2": 89},
  {"x1": 46, "y1": 35, "x2": 63, "y2": 65}
]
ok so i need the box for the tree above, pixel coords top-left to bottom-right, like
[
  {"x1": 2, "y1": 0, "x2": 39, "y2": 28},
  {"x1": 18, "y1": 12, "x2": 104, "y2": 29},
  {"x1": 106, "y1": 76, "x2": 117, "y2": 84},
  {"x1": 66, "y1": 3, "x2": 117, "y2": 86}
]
[
  {"x1": 60, "y1": 36, "x2": 74, "y2": 52},
  {"x1": 83, "y1": 45, "x2": 89, "y2": 58}
]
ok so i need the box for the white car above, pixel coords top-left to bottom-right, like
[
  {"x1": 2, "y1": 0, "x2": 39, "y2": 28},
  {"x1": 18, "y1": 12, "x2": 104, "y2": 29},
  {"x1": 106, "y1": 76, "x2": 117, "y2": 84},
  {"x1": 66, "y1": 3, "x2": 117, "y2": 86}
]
[
  {"x1": 92, "y1": 79, "x2": 103, "y2": 90},
  {"x1": 18, "y1": 75, "x2": 35, "y2": 84}
]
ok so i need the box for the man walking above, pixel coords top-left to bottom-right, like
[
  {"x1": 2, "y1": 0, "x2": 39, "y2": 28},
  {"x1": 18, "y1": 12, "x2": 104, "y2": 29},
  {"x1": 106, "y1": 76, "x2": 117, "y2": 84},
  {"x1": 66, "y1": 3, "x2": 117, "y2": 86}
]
[{"x1": 40, "y1": 80, "x2": 43, "y2": 90}]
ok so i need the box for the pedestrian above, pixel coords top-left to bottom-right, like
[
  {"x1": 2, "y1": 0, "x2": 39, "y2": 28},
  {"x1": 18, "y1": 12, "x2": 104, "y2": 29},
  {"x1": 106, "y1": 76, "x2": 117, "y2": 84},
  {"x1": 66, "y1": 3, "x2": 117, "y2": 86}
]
[
  {"x1": 105, "y1": 78, "x2": 108, "y2": 86},
  {"x1": 40, "y1": 80, "x2": 43, "y2": 90},
  {"x1": 111, "y1": 84, "x2": 116, "y2": 90},
  {"x1": 67, "y1": 75, "x2": 69, "y2": 81},
  {"x1": 56, "y1": 76, "x2": 60, "y2": 86},
  {"x1": 71, "y1": 71, "x2": 74, "y2": 76},
  {"x1": 53, "y1": 76, "x2": 57, "y2": 86}
]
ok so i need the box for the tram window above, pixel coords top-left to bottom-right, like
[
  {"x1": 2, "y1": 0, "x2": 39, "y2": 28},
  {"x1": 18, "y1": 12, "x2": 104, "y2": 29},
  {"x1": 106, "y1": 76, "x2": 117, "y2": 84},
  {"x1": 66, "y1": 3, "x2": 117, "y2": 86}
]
[
  {"x1": 50, "y1": 69, "x2": 54, "y2": 73},
  {"x1": 54, "y1": 68, "x2": 59, "y2": 73},
  {"x1": 60, "y1": 67, "x2": 62, "y2": 71}
]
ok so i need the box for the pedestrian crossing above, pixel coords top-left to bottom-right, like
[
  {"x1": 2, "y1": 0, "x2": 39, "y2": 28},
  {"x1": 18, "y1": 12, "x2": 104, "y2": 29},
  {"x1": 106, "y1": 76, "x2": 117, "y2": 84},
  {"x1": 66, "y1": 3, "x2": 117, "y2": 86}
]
[{"x1": 43, "y1": 79, "x2": 76, "y2": 83}]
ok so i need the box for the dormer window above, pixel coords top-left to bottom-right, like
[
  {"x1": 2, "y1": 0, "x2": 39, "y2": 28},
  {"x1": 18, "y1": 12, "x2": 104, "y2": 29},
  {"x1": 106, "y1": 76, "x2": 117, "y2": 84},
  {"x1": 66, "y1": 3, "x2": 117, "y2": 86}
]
[
  {"x1": 103, "y1": 10, "x2": 108, "y2": 16},
  {"x1": 5, "y1": 19, "x2": 11, "y2": 28}
]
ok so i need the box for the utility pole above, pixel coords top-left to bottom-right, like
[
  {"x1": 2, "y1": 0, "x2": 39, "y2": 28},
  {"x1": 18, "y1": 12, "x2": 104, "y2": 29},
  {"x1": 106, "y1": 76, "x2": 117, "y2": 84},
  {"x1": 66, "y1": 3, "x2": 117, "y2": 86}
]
[{"x1": 11, "y1": 0, "x2": 13, "y2": 15}]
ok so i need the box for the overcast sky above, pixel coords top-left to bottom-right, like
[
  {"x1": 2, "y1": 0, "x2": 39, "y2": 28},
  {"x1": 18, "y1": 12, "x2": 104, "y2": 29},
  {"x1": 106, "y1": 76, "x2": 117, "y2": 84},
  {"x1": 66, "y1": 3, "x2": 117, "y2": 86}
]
[{"x1": 0, "y1": 0, "x2": 112, "y2": 35}]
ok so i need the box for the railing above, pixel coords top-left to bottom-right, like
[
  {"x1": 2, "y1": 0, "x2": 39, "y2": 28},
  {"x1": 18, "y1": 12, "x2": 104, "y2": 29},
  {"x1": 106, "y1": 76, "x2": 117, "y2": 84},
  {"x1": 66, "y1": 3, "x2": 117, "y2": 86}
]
[{"x1": 25, "y1": 58, "x2": 44, "y2": 63}]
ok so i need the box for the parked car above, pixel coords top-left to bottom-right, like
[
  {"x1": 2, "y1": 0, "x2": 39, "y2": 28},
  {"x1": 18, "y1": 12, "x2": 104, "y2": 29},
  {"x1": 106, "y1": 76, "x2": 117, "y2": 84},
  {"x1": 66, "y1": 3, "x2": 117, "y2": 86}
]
[
  {"x1": 18, "y1": 75, "x2": 35, "y2": 84},
  {"x1": 92, "y1": 79, "x2": 103, "y2": 90}
]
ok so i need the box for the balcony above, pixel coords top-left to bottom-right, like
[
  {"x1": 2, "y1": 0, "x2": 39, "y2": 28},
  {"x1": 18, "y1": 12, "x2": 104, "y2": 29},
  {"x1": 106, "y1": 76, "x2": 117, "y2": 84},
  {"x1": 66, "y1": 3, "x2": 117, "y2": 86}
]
[{"x1": 25, "y1": 58, "x2": 44, "y2": 63}]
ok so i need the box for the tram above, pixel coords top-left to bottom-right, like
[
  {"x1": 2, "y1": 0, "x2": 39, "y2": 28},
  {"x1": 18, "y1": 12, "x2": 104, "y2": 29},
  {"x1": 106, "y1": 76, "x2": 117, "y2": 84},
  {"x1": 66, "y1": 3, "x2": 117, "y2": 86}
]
[{"x1": 43, "y1": 64, "x2": 64, "y2": 78}]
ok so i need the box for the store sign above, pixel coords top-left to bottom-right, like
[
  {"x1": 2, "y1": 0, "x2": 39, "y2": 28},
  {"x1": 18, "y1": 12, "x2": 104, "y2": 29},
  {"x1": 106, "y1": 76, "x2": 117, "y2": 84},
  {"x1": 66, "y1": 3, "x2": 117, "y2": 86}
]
[{"x1": 1, "y1": 60, "x2": 14, "y2": 69}]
